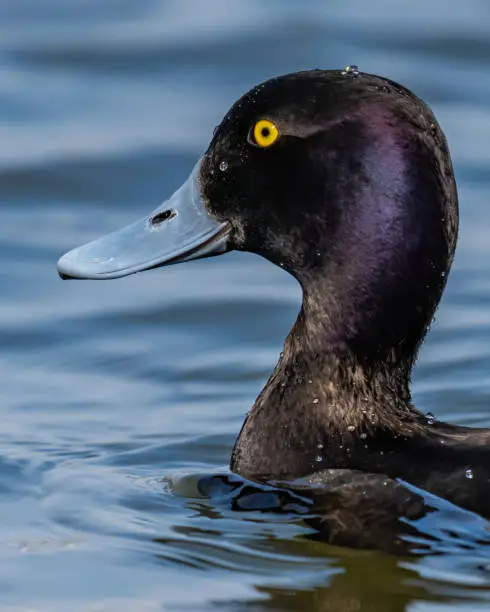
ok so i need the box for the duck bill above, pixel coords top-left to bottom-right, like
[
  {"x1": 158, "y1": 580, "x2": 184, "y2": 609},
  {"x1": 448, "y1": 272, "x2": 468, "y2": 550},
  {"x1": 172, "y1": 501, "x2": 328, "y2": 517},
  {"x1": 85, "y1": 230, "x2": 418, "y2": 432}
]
[{"x1": 57, "y1": 161, "x2": 230, "y2": 280}]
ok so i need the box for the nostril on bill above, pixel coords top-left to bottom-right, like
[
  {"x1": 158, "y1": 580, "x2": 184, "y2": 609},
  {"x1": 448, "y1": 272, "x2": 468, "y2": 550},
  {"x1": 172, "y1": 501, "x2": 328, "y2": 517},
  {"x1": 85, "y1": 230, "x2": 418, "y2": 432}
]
[{"x1": 150, "y1": 209, "x2": 176, "y2": 226}]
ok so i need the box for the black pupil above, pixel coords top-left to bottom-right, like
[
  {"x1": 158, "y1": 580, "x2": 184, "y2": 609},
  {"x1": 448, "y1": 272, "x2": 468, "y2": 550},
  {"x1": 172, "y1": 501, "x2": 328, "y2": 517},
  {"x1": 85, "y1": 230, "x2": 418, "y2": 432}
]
[{"x1": 261, "y1": 127, "x2": 270, "y2": 138}]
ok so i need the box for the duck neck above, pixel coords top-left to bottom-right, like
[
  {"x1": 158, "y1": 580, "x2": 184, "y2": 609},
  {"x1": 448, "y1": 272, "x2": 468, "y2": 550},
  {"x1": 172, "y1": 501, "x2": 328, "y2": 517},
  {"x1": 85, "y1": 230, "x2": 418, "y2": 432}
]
[
  {"x1": 230, "y1": 285, "x2": 423, "y2": 480},
  {"x1": 230, "y1": 271, "x2": 432, "y2": 480},
  {"x1": 290, "y1": 276, "x2": 415, "y2": 380},
  {"x1": 277, "y1": 283, "x2": 417, "y2": 433}
]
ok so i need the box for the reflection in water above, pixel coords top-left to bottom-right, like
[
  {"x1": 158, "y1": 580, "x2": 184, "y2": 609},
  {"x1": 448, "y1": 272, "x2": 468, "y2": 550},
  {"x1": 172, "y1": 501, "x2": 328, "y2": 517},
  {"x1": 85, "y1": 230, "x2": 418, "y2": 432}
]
[
  {"x1": 153, "y1": 473, "x2": 490, "y2": 610},
  {"x1": 2, "y1": 0, "x2": 490, "y2": 610},
  {"x1": 153, "y1": 518, "x2": 469, "y2": 611},
  {"x1": 171, "y1": 472, "x2": 490, "y2": 554},
  {"x1": 245, "y1": 557, "x2": 453, "y2": 612}
]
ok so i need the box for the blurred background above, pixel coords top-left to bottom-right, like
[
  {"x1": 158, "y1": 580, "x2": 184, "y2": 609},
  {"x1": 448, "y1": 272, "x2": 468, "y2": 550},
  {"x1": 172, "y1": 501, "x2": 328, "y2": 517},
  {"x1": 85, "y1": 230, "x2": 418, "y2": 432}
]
[{"x1": 1, "y1": 1, "x2": 490, "y2": 610}]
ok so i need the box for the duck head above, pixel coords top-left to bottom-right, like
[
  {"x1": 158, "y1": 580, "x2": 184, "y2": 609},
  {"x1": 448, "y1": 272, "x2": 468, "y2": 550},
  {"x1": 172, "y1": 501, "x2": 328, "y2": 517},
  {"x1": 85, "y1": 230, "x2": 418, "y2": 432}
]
[{"x1": 58, "y1": 69, "x2": 458, "y2": 373}]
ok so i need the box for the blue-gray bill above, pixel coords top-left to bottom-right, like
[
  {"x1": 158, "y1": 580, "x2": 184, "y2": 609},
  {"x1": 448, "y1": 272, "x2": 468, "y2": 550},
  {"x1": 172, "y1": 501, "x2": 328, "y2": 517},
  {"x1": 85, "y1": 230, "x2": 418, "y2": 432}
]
[{"x1": 57, "y1": 161, "x2": 230, "y2": 279}]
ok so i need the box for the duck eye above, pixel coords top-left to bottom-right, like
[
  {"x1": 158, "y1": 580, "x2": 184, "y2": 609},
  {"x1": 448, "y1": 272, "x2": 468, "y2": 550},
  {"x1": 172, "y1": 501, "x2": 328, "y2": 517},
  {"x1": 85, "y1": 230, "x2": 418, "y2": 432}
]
[{"x1": 252, "y1": 119, "x2": 279, "y2": 148}]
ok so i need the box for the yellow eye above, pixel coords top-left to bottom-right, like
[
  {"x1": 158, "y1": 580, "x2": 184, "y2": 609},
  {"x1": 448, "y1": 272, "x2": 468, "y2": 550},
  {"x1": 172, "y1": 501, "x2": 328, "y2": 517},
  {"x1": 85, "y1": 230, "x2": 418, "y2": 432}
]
[{"x1": 253, "y1": 119, "x2": 279, "y2": 148}]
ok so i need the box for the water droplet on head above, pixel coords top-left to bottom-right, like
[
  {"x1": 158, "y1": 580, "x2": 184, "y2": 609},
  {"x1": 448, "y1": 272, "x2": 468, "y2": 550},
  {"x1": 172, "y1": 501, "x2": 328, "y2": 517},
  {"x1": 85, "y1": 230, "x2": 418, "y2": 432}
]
[
  {"x1": 347, "y1": 425, "x2": 355, "y2": 432},
  {"x1": 426, "y1": 412, "x2": 436, "y2": 425},
  {"x1": 219, "y1": 160, "x2": 228, "y2": 172},
  {"x1": 341, "y1": 65, "x2": 361, "y2": 77},
  {"x1": 465, "y1": 468, "x2": 474, "y2": 480},
  {"x1": 312, "y1": 398, "x2": 319, "y2": 404}
]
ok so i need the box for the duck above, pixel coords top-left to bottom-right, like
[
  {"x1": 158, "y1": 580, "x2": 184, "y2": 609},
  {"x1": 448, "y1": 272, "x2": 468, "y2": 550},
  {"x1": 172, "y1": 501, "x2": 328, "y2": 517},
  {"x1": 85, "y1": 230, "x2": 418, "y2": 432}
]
[{"x1": 57, "y1": 67, "x2": 490, "y2": 552}]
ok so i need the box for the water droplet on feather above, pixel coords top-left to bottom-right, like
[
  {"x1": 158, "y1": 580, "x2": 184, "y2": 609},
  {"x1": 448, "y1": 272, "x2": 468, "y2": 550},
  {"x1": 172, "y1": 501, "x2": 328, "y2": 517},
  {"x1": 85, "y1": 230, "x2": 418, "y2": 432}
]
[
  {"x1": 342, "y1": 64, "x2": 361, "y2": 76},
  {"x1": 426, "y1": 413, "x2": 436, "y2": 425}
]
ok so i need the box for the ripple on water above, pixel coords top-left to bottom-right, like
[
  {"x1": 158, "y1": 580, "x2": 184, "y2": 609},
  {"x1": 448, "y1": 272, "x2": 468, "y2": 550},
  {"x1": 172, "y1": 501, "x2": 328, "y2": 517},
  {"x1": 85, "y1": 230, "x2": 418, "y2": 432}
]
[{"x1": 2, "y1": 0, "x2": 490, "y2": 610}]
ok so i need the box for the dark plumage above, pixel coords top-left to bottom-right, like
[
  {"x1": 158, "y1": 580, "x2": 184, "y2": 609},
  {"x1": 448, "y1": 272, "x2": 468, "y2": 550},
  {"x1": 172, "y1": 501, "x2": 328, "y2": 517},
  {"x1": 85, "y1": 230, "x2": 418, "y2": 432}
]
[{"x1": 57, "y1": 69, "x2": 490, "y2": 553}]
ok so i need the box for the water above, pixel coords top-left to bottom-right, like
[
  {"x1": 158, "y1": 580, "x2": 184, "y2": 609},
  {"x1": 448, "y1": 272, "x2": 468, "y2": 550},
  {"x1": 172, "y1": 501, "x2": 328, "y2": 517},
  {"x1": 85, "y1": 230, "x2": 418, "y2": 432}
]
[{"x1": 2, "y1": 1, "x2": 490, "y2": 609}]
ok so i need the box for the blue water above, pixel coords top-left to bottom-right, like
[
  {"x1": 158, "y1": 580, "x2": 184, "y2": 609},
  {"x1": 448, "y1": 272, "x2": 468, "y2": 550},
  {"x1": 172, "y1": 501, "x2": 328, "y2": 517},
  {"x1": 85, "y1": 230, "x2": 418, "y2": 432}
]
[{"x1": 2, "y1": 1, "x2": 490, "y2": 609}]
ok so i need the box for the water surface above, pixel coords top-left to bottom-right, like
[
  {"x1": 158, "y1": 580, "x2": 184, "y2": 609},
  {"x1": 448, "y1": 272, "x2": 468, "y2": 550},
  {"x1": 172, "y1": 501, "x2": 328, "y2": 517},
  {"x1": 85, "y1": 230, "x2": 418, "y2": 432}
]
[{"x1": 2, "y1": 1, "x2": 490, "y2": 610}]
